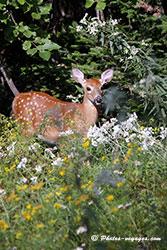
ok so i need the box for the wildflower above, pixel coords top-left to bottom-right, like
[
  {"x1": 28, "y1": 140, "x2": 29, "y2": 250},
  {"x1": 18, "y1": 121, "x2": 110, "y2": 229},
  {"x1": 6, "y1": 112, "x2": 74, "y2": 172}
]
[
  {"x1": 7, "y1": 141, "x2": 16, "y2": 155},
  {"x1": 117, "y1": 182, "x2": 123, "y2": 188},
  {"x1": 80, "y1": 13, "x2": 88, "y2": 25},
  {"x1": 0, "y1": 189, "x2": 6, "y2": 196},
  {"x1": 22, "y1": 211, "x2": 31, "y2": 220},
  {"x1": 113, "y1": 158, "x2": 119, "y2": 164},
  {"x1": 8, "y1": 192, "x2": 17, "y2": 201},
  {"x1": 45, "y1": 148, "x2": 56, "y2": 159},
  {"x1": 31, "y1": 205, "x2": 42, "y2": 216},
  {"x1": 111, "y1": 19, "x2": 118, "y2": 25},
  {"x1": 55, "y1": 191, "x2": 61, "y2": 196},
  {"x1": 77, "y1": 225, "x2": 87, "y2": 234},
  {"x1": 66, "y1": 196, "x2": 72, "y2": 201},
  {"x1": 21, "y1": 177, "x2": 28, "y2": 183},
  {"x1": 75, "y1": 200, "x2": 81, "y2": 206},
  {"x1": 30, "y1": 182, "x2": 44, "y2": 191},
  {"x1": 127, "y1": 148, "x2": 132, "y2": 156},
  {"x1": 123, "y1": 157, "x2": 128, "y2": 163},
  {"x1": 111, "y1": 207, "x2": 119, "y2": 213},
  {"x1": 138, "y1": 147, "x2": 142, "y2": 151},
  {"x1": 76, "y1": 25, "x2": 83, "y2": 32},
  {"x1": 107, "y1": 195, "x2": 114, "y2": 201},
  {"x1": 64, "y1": 157, "x2": 70, "y2": 162},
  {"x1": 54, "y1": 202, "x2": 62, "y2": 208},
  {"x1": 81, "y1": 184, "x2": 87, "y2": 189},
  {"x1": 30, "y1": 176, "x2": 38, "y2": 183},
  {"x1": 35, "y1": 165, "x2": 42, "y2": 173},
  {"x1": 52, "y1": 157, "x2": 64, "y2": 166},
  {"x1": 0, "y1": 220, "x2": 9, "y2": 230},
  {"x1": 60, "y1": 170, "x2": 65, "y2": 176},
  {"x1": 80, "y1": 194, "x2": 89, "y2": 201},
  {"x1": 26, "y1": 204, "x2": 32, "y2": 210},
  {"x1": 50, "y1": 219, "x2": 56, "y2": 224},
  {"x1": 36, "y1": 223, "x2": 44, "y2": 229},
  {"x1": 82, "y1": 140, "x2": 90, "y2": 148},
  {"x1": 102, "y1": 156, "x2": 105, "y2": 161},
  {"x1": 17, "y1": 157, "x2": 27, "y2": 169},
  {"x1": 16, "y1": 233, "x2": 22, "y2": 239}
]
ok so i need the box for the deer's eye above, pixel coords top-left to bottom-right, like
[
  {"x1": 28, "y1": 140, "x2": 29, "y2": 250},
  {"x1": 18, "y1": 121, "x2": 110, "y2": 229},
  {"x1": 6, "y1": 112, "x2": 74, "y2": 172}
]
[{"x1": 86, "y1": 87, "x2": 91, "y2": 92}]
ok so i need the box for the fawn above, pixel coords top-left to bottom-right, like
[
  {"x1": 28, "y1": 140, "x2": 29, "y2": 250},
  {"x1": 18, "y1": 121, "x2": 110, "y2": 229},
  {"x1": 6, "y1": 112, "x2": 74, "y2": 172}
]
[{"x1": 12, "y1": 68, "x2": 114, "y2": 143}]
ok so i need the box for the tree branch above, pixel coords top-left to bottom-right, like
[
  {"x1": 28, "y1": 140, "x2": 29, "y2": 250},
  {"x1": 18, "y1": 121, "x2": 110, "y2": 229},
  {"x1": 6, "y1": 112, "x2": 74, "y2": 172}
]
[{"x1": 0, "y1": 55, "x2": 19, "y2": 96}]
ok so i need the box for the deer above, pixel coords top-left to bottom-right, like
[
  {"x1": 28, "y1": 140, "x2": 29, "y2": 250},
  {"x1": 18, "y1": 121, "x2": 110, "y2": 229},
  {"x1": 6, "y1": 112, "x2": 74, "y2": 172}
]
[{"x1": 12, "y1": 68, "x2": 114, "y2": 144}]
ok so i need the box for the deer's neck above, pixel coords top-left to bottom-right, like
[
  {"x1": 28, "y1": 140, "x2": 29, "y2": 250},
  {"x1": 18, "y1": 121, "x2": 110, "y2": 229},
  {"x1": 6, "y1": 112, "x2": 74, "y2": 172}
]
[{"x1": 82, "y1": 96, "x2": 98, "y2": 125}]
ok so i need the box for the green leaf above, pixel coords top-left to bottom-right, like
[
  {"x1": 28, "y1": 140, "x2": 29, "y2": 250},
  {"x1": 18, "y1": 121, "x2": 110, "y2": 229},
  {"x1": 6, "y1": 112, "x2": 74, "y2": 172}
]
[
  {"x1": 39, "y1": 51, "x2": 51, "y2": 61},
  {"x1": 39, "y1": 3, "x2": 52, "y2": 15},
  {"x1": 23, "y1": 30, "x2": 32, "y2": 38},
  {"x1": 31, "y1": 12, "x2": 41, "y2": 20},
  {"x1": 96, "y1": 0, "x2": 106, "y2": 10},
  {"x1": 17, "y1": 0, "x2": 25, "y2": 5},
  {"x1": 27, "y1": 48, "x2": 38, "y2": 56},
  {"x1": 85, "y1": 0, "x2": 94, "y2": 8},
  {"x1": 37, "y1": 42, "x2": 61, "y2": 51},
  {"x1": 22, "y1": 40, "x2": 31, "y2": 50}
]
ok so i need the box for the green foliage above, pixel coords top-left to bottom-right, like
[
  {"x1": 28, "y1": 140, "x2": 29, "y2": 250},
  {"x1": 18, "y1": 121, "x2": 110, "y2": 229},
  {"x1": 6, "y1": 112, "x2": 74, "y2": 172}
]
[{"x1": 0, "y1": 0, "x2": 60, "y2": 61}]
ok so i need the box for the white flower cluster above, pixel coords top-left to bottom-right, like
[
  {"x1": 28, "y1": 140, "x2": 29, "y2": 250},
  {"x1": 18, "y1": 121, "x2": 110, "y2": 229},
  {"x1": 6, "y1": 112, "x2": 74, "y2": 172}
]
[
  {"x1": 76, "y1": 13, "x2": 106, "y2": 35},
  {"x1": 87, "y1": 113, "x2": 164, "y2": 150}
]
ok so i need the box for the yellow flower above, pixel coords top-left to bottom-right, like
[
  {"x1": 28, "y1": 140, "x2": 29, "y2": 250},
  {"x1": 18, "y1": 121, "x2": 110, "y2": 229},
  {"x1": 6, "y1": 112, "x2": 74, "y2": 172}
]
[
  {"x1": 113, "y1": 158, "x2": 119, "y2": 164},
  {"x1": 127, "y1": 148, "x2": 132, "y2": 156},
  {"x1": 111, "y1": 207, "x2": 119, "y2": 213},
  {"x1": 36, "y1": 223, "x2": 44, "y2": 229},
  {"x1": 64, "y1": 157, "x2": 70, "y2": 162},
  {"x1": 107, "y1": 195, "x2": 114, "y2": 201},
  {"x1": 22, "y1": 211, "x2": 31, "y2": 220},
  {"x1": 50, "y1": 177, "x2": 55, "y2": 181},
  {"x1": 23, "y1": 184, "x2": 28, "y2": 189},
  {"x1": 8, "y1": 192, "x2": 17, "y2": 201},
  {"x1": 26, "y1": 204, "x2": 32, "y2": 210},
  {"x1": 7, "y1": 123, "x2": 11, "y2": 127},
  {"x1": 88, "y1": 180, "x2": 92, "y2": 184},
  {"x1": 54, "y1": 202, "x2": 62, "y2": 208},
  {"x1": 50, "y1": 219, "x2": 56, "y2": 224},
  {"x1": 30, "y1": 182, "x2": 44, "y2": 191},
  {"x1": 31, "y1": 205, "x2": 42, "y2": 216},
  {"x1": 60, "y1": 171, "x2": 65, "y2": 176},
  {"x1": 138, "y1": 147, "x2": 142, "y2": 151},
  {"x1": 83, "y1": 137, "x2": 88, "y2": 142},
  {"x1": 123, "y1": 157, "x2": 128, "y2": 163},
  {"x1": 45, "y1": 199, "x2": 50, "y2": 203},
  {"x1": 0, "y1": 220, "x2": 9, "y2": 231},
  {"x1": 81, "y1": 184, "x2": 86, "y2": 189},
  {"x1": 102, "y1": 156, "x2": 105, "y2": 161},
  {"x1": 140, "y1": 126, "x2": 145, "y2": 130},
  {"x1": 106, "y1": 229, "x2": 111, "y2": 233},
  {"x1": 16, "y1": 233, "x2": 22, "y2": 239},
  {"x1": 45, "y1": 193, "x2": 53, "y2": 199},
  {"x1": 117, "y1": 182, "x2": 123, "y2": 188},
  {"x1": 75, "y1": 200, "x2": 81, "y2": 206},
  {"x1": 82, "y1": 140, "x2": 90, "y2": 148},
  {"x1": 5, "y1": 167, "x2": 10, "y2": 173},
  {"x1": 55, "y1": 191, "x2": 61, "y2": 196},
  {"x1": 80, "y1": 194, "x2": 89, "y2": 201},
  {"x1": 66, "y1": 196, "x2": 72, "y2": 201}
]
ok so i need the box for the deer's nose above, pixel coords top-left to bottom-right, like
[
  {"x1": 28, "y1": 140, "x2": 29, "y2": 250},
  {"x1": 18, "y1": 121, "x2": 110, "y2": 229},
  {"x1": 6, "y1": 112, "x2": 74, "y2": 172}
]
[{"x1": 94, "y1": 96, "x2": 102, "y2": 105}]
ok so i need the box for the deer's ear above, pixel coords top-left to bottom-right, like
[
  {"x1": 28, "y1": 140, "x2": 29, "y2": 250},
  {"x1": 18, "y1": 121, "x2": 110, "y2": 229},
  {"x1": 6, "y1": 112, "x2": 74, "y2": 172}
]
[
  {"x1": 72, "y1": 68, "x2": 86, "y2": 86},
  {"x1": 99, "y1": 69, "x2": 114, "y2": 85}
]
